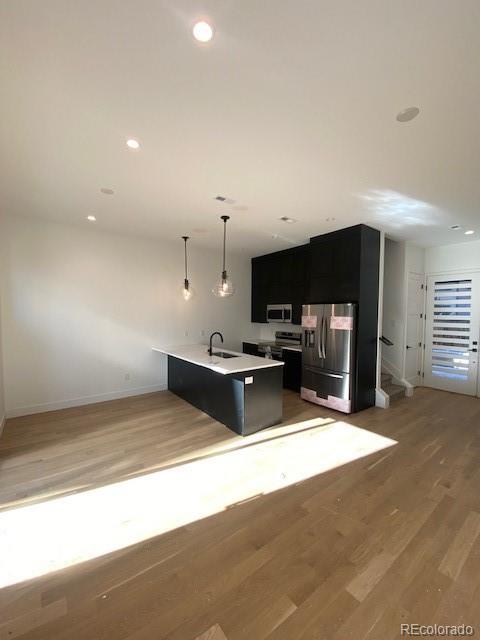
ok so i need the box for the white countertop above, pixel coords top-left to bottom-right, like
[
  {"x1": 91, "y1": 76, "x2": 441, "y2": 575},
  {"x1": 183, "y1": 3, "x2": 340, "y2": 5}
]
[{"x1": 152, "y1": 344, "x2": 284, "y2": 375}]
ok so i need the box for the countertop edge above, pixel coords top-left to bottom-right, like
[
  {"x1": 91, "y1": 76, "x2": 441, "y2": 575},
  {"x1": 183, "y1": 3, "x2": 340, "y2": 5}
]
[{"x1": 152, "y1": 346, "x2": 284, "y2": 375}]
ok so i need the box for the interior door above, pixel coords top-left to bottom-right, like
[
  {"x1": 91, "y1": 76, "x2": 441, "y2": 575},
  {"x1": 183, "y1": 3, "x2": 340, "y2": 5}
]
[
  {"x1": 404, "y1": 273, "x2": 425, "y2": 386},
  {"x1": 424, "y1": 273, "x2": 480, "y2": 395}
]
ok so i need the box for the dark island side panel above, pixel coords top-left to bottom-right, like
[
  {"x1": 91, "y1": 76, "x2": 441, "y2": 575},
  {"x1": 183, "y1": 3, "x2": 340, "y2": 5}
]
[{"x1": 167, "y1": 356, "x2": 283, "y2": 436}]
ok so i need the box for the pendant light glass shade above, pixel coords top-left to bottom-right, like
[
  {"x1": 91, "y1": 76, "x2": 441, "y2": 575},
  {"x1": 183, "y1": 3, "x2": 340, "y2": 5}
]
[
  {"x1": 181, "y1": 280, "x2": 195, "y2": 301},
  {"x1": 213, "y1": 215, "x2": 235, "y2": 298},
  {"x1": 181, "y1": 236, "x2": 194, "y2": 301},
  {"x1": 212, "y1": 271, "x2": 235, "y2": 297}
]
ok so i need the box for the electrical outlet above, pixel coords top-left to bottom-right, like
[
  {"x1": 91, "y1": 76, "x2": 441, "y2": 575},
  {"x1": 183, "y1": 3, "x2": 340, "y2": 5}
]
[
  {"x1": 125, "y1": 373, "x2": 131, "y2": 381},
  {"x1": 184, "y1": 330, "x2": 189, "y2": 337}
]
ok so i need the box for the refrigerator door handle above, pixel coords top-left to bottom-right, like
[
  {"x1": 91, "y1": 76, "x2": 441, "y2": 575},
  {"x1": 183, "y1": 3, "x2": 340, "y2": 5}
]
[
  {"x1": 304, "y1": 366, "x2": 344, "y2": 379},
  {"x1": 318, "y1": 319, "x2": 324, "y2": 360},
  {"x1": 322, "y1": 315, "x2": 328, "y2": 358}
]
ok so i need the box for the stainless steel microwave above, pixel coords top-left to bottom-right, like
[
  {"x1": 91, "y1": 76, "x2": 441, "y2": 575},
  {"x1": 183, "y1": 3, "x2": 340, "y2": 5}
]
[{"x1": 266, "y1": 304, "x2": 292, "y2": 323}]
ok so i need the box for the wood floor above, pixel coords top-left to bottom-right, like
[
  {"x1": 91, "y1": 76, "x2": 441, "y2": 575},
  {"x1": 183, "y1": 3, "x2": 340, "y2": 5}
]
[{"x1": 0, "y1": 388, "x2": 479, "y2": 639}]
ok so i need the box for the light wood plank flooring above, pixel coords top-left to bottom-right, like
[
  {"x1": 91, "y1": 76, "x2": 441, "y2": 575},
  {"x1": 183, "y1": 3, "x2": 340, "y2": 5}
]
[{"x1": 0, "y1": 388, "x2": 479, "y2": 639}]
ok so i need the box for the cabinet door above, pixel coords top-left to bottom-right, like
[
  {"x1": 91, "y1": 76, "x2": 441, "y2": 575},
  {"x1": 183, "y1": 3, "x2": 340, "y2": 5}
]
[
  {"x1": 251, "y1": 260, "x2": 266, "y2": 322},
  {"x1": 282, "y1": 349, "x2": 302, "y2": 391},
  {"x1": 266, "y1": 256, "x2": 283, "y2": 302},
  {"x1": 308, "y1": 229, "x2": 360, "y2": 303},
  {"x1": 252, "y1": 245, "x2": 308, "y2": 324},
  {"x1": 242, "y1": 342, "x2": 260, "y2": 357}
]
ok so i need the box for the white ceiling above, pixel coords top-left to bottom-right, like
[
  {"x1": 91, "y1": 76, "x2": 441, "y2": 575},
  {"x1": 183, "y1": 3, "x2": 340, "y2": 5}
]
[{"x1": 1, "y1": 0, "x2": 480, "y2": 256}]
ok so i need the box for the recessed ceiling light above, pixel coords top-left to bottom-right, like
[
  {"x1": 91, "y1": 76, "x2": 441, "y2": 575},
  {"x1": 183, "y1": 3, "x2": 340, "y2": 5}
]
[
  {"x1": 464, "y1": 230, "x2": 475, "y2": 235},
  {"x1": 100, "y1": 188, "x2": 114, "y2": 195},
  {"x1": 279, "y1": 216, "x2": 297, "y2": 223},
  {"x1": 450, "y1": 225, "x2": 462, "y2": 230},
  {"x1": 87, "y1": 215, "x2": 96, "y2": 222},
  {"x1": 193, "y1": 21, "x2": 214, "y2": 43},
  {"x1": 126, "y1": 139, "x2": 140, "y2": 149},
  {"x1": 396, "y1": 107, "x2": 420, "y2": 122}
]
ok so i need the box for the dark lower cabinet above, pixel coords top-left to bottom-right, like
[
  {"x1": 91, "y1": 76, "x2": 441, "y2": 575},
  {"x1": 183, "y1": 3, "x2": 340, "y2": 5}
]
[
  {"x1": 242, "y1": 344, "x2": 302, "y2": 393},
  {"x1": 282, "y1": 349, "x2": 302, "y2": 392},
  {"x1": 242, "y1": 341, "x2": 260, "y2": 356},
  {"x1": 168, "y1": 356, "x2": 283, "y2": 436}
]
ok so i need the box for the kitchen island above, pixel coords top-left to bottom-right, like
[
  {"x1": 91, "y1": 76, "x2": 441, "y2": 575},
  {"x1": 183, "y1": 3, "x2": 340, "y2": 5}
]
[{"x1": 152, "y1": 344, "x2": 284, "y2": 436}]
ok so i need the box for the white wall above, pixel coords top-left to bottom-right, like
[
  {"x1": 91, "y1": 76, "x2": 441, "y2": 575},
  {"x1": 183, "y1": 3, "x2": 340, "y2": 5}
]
[
  {"x1": 381, "y1": 239, "x2": 406, "y2": 378},
  {"x1": 405, "y1": 243, "x2": 425, "y2": 275},
  {"x1": 381, "y1": 240, "x2": 425, "y2": 381},
  {"x1": 425, "y1": 239, "x2": 480, "y2": 273},
  {"x1": 0, "y1": 215, "x2": 253, "y2": 417},
  {"x1": 0, "y1": 293, "x2": 5, "y2": 432}
]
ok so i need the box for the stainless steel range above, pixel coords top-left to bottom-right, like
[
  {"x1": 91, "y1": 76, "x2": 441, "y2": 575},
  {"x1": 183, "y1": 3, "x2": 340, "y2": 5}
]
[{"x1": 258, "y1": 331, "x2": 302, "y2": 360}]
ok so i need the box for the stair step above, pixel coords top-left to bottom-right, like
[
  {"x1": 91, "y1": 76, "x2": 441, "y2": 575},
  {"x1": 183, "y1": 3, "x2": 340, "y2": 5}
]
[{"x1": 382, "y1": 383, "x2": 405, "y2": 401}]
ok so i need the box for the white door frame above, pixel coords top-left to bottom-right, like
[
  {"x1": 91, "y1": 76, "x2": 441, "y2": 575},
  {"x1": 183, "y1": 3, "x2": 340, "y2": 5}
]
[
  {"x1": 402, "y1": 271, "x2": 425, "y2": 387},
  {"x1": 423, "y1": 268, "x2": 480, "y2": 397}
]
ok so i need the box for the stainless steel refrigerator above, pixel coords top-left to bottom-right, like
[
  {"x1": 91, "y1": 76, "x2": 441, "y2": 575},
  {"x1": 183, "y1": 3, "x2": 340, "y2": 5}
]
[{"x1": 301, "y1": 303, "x2": 356, "y2": 413}]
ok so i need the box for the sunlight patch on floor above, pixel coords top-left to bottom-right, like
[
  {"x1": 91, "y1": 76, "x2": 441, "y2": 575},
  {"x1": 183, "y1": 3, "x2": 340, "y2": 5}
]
[{"x1": 0, "y1": 419, "x2": 397, "y2": 588}]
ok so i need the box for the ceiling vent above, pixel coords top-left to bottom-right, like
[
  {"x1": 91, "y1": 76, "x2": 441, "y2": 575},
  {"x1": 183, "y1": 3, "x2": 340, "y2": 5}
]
[{"x1": 215, "y1": 195, "x2": 236, "y2": 204}]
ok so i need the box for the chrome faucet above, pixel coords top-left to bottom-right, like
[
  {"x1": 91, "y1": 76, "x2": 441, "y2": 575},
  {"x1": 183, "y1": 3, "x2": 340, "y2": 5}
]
[{"x1": 208, "y1": 331, "x2": 224, "y2": 356}]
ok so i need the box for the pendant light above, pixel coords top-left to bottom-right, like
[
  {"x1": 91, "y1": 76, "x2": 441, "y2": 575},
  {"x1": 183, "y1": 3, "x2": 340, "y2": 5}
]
[
  {"x1": 181, "y1": 236, "x2": 194, "y2": 301},
  {"x1": 212, "y1": 215, "x2": 235, "y2": 298}
]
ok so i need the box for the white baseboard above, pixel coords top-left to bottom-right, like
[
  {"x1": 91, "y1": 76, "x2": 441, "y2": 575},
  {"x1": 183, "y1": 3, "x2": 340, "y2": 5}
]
[
  {"x1": 375, "y1": 388, "x2": 390, "y2": 409},
  {"x1": 5, "y1": 384, "x2": 168, "y2": 419},
  {"x1": 0, "y1": 414, "x2": 5, "y2": 437},
  {"x1": 404, "y1": 384, "x2": 414, "y2": 397}
]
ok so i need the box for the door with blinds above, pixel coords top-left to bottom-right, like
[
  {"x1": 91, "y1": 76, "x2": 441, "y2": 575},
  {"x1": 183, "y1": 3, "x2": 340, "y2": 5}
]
[{"x1": 424, "y1": 273, "x2": 480, "y2": 395}]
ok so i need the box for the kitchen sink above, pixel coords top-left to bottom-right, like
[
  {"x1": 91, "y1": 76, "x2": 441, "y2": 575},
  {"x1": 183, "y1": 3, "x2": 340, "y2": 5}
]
[{"x1": 211, "y1": 351, "x2": 239, "y2": 359}]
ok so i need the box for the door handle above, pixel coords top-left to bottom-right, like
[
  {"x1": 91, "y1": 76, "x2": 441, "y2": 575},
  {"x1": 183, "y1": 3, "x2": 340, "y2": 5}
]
[
  {"x1": 304, "y1": 366, "x2": 343, "y2": 379},
  {"x1": 321, "y1": 316, "x2": 326, "y2": 359},
  {"x1": 322, "y1": 316, "x2": 328, "y2": 358},
  {"x1": 318, "y1": 319, "x2": 324, "y2": 359},
  {"x1": 469, "y1": 348, "x2": 478, "y2": 353}
]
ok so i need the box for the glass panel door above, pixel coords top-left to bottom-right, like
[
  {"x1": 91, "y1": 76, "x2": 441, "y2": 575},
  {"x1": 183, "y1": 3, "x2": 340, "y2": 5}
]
[{"x1": 424, "y1": 273, "x2": 479, "y2": 395}]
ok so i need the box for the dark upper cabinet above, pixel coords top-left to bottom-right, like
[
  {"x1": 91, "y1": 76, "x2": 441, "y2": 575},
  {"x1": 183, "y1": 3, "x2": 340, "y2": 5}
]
[
  {"x1": 251, "y1": 244, "x2": 308, "y2": 324},
  {"x1": 308, "y1": 226, "x2": 362, "y2": 303}
]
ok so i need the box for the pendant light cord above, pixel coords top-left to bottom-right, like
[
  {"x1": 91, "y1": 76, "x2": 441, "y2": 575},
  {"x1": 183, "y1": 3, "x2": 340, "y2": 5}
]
[
  {"x1": 223, "y1": 219, "x2": 226, "y2": 272},
  {"x1": 182, "y1": 236, "x2": 189, "y2": 282},
  {"x1": 220, "y1": 215, "x2": 229, "y2": 279}
]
